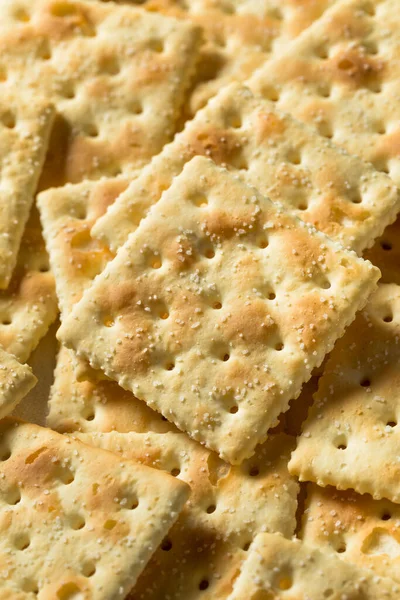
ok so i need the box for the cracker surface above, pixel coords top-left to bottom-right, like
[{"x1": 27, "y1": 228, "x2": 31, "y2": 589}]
[
  {"x1": 0, "y1": 0, "x2": 200, "y2": 187},
  {"x1": 228, "y1": 532, "x2": 400, "y2": 599},
  {"x1": 0, "y1": 349, "x2": 36, "y2": 419},
  {"x1": 75, "y1": 431, "x2": 298, "y2": 600},
  {"x1": 60, "y1": 156, "x2": 380, "y2": 463},
  {"x1": 0, "y1": 418, "x2": 188, "y2": 599},
  {"x1": 92, "y1": 84, "x2": 399, "y2": 255},
  {"x1": 249, "y1": 0, "x2": 400, "y2": 187},
  {"x1": 290, "y1": 283, "x2": 400, "y2": 503}
]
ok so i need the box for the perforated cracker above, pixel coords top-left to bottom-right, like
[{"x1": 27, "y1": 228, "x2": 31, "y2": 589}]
[
  {"x1": 301, "y1": 483, "x2": 400, "y2": 585},
  {"x1": 92, "y1": 84, "x2": 399, "y2": 255},
  {"x1": 0, "y1": 349, "x2": 36, "y2": 419},
  {"x1": 60, "y1": 156, "x2": 380, "y2": 464},
  {"x1": 289, "y1": 283, "x2": 400, "y2": 503},
  {"x1": 249, "y1": 0, "x2": 400, "y2": 187},
  {"x1": 0, "y1": 94, "x2": 54, "y2": 289},
  {"x1": 47, "y1": 346, "x2": 176, "y2": 434},
  {"x1": 0, "y1": 418, "x2": 188, "y2": 599},
  {"x1": 364, "y1": 214, "x2": 400, "y2": 284},
  {"x1": 74, "y1": 431, "x2": 298, "y2": 599},
  {"x1": 103, "y1": 0, "x2": 334, "y2": 116},
  {"x1": 0, "y1": 207, "x2": 58, "y2": 363},
  {"x1": 0, "y1": 0, "x2": 200, "y2": 187},
  {"x1": 227, "y1": 532, "x2": 400, "y2": 599}
]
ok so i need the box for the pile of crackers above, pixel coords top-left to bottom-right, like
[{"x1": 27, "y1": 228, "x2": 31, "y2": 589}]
[{"x1": 1, "y1": 0, "x2": 400, "y2": 597}]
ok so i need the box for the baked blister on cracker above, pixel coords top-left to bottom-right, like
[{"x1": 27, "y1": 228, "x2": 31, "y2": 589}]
[
  {"x1": 0, "y1": 0, "x2": 201, "y2": 187},
  {"x1": 0, "y1": 94, "x2": 54, "y2": 289},
  {"x1": 73, "y1": 431, "x2": 298, "y2": 600},
  {"x1": 92, "y1": 83, "x2": 399, "y2": 255},
  {"x1": 289, "y1": 283, "x2": 400, "y2": 504},
  {"x1": 227, "y1": 532, "x2": 400, "y2": 599},
  {"x1": 0, "y1": 348, "x2": 36, "y2": 418},
  {"x1": 59, "y1": 156, "x2": 380, "y2": 464},
  {"x1": 0, "y1": 418, "x2": 189, "y2": 599}
]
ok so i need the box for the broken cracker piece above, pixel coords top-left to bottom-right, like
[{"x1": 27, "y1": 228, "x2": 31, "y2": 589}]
[
  {"x1": 75, "y1": 431, "x2": 298, "y2": 600},
  {"x1": 227, "y1": 532, "x2": 400, "y2": 599},
  {"x1": 0, "y1": 418, "x2": 188, "y2": 599},
  {"x1": 289, "y1": 283, "x2": 400, "y2": 504},
  {"x1": 0, "y1": 349, "x2": 36, "y2": 418},
  {"x1": 60, "y1": 156, "x2": 380, "y2": 464}
]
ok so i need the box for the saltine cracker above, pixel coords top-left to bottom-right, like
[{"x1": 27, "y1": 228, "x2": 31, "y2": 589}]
[
  {"x1": 60, "y1": 157, "x2": 380, "y2": 463},
  {"x1": 92, "y1": 84, "x2": 399, "y2": 255},
  {"x1": 0, "y1": 418, "x2": 188, "y2": 599},
  {"x1": 0, "y1": 349, "x2": 36, "y2": 418},
  {"x1": 289, "y1": 284, "x2": 400, "y2": 503}
]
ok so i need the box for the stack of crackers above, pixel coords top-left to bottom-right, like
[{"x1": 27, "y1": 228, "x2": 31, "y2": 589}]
[{"x1": 1, "y1": 0, "x2": 400, "y2": 597}]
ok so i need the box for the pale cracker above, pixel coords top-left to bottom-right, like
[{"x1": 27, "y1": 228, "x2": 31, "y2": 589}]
[
  {"x1": 301, "y1": 483, "x2": 400, "y2": 585},
  {"x1": 227, "y1": 532, "x2": 400, "y2": 599},
  {"x1": 96, "y1": 0, "x2": 334, "y2": 116},
  {"x1": 289, "y1": 283, "x2": 400, "y2": 503},
  {"x1": 0, "y1": 93, "x2": 54, "y2": 289},
  {"x1": 0, "y1": 0, "x2": 201, "y2": 187},
  {"x1": 249, "y1": 0, "x2": 400, "y2": 187},
  {"x1": 364, "y1": 214, "x2": 400, "y2": 284},
  {"x1": 0, "y1": 418, "x2": 188, "y2": 599},
  {"x1": 74, "y1": 431, "x2": 298, "y2": 599},
  {"x1": 92, "y1": 83, "x2": 399, "y2": 255},
  {"x1": 47, "y1": 346, "x2": 176, "y2": 434},
  {"x1": 0, "y1": 349, "x2": 36, "y2": 419},
  {"x1": 0, "y1": 207, "x2": 58, "y2": 363},
  {"x1": 60, "y1": 156, "x2": 380, "y2": 464}
]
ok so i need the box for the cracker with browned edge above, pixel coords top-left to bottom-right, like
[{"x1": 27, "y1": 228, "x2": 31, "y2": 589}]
[
  {"x1": 0, "y1": 207, "x2": 58, "y2": 363},
  {"x1": 75, "y1": 431, "x2": 298, "y2": 600},
  {"x1": 227, "y1": 532, "x2": 399, "y2": 599},
  {"x1": 0, "y1": 349, "x2": 36, "y2": 418},
  {"x1": 364, "y1": 214, "x2": 400, "y2": 284},
  {"x1": 249, "y1": 0, "x2": 400, "y2": 187},
  {"x1": 93, "y1": 0, "x2": 334, "y2": 116},
  {"x1": 60, "y1": 157, "x2": 380, "y2": 464},
  {"x1": 0, "y1": 94, "x2": 54, "y2": 288},
  {"x1": 47, "y1": 346, "x2": 176, "y2": 434},
  {"x1": 92, "y1": 84, "x2": 399, "y2": 255},
  {"x1": 0, "y1": 0, "x2": 200, "y2": 188},
  {"x1": 289, "y1": 283, "x2": 400, "y2": 503},
  {"x1": 301, "y1": 483, "x2": 400, "y2": 585},
  {"x1": 0, "y1": 418, "x2": 188, "y2": 599}
]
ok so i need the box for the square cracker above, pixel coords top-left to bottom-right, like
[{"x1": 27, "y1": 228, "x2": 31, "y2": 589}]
[
  {"x1": 364, "y1": 214, "x2": 400, "y2": 285},
  {"x1": 0, "y1": 207, "x2": 58, "y2": 363},
  {"x1": 92, "y1": 83, "x2": 399, "y2": 255},
  {"x1": 0, "y1": 418, "x2": 188, "y2": 599},
  {"x1": 0, "y1": 0, "x2": 201, "y2": 188},
  {"x1": 0, "y1": 349, "x2": 36, "y2": 419},
  {"x1": 301, "y1": 483, "x2": 400, "y2": 585},
  {"x1": 289, "y1": 283, "x2": 400, "y2": 504},
  {"x1": 249, "y1": 0, "x2": 400, "y2": 186},
  {"x1": 97, "y1": 0, "x2": 334, "y2": 117},
  {"x1": 0, "y1": 93, "x2": 54, "y2": 289},
  {"x1": 47, "y1": 346, "x2": 177, "y2": 434},
  {"x1": 59, "y1": 156, "x2": 380, "y2": 464},
  {"x1": 74, "y1": 431, "x2": 298, "y2": 600},
  {"x1": 227, "y1": 532, "x2": 399, "y2": 599}
]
